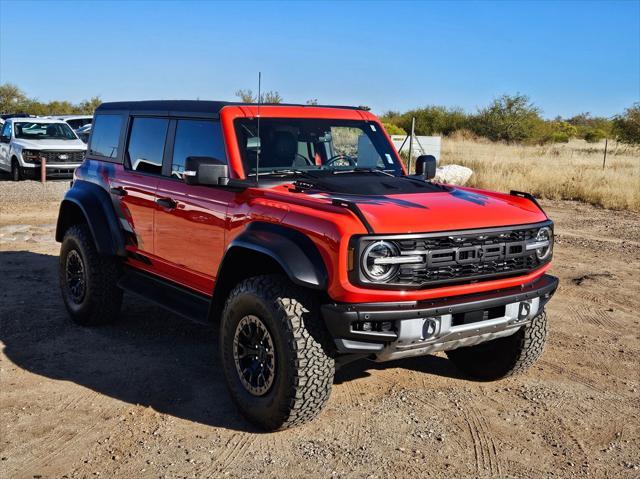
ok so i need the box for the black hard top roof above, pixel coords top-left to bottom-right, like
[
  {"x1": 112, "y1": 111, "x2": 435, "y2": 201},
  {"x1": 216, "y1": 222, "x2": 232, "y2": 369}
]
[{"x1": 96, "y1": 100, "x2": 363, "y2": 115}]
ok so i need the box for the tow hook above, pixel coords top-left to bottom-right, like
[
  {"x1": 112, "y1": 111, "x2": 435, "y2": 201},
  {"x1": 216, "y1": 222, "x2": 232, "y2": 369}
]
[{"x1": 518, "y1": 301, "x2": 532, "y2": 320}]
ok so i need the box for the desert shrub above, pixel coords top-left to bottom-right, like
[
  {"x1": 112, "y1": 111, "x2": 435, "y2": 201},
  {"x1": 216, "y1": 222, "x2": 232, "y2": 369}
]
[
  {"x1": 613, "y1": 103, "x2": 640, "y2": 145},
  {"x1": 448, "y1": 128, "x2": 482, "y2": 141},
  {"x1": 533, "y1": 120, "x2": 576, "y2": 144},
  {"x1": 382, "y1": 121, "x2": 406, "y2": 135},
  {"x1": 568, "y1": 113, "x2": 614, "y2": 139},
  {"x1": 388, "y1": 106, "x2": 468, "y2": 136},
  {"x1": 584, "y1": 129, "x2": 606, "y2": 143},
  {"x1": 470, "y1": 94, "x2": 542, "y2": 143},
  {"x1": 234, "y1": 89, "x2": 283, "y2": 103},
  {"x1": 549, "y1": 132, "x2": 570, "y2": 143}
]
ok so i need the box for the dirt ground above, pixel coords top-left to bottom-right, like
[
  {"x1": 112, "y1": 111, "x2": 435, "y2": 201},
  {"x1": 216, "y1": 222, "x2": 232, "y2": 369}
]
[{"x1": 1, "y1": 180, "x2": 639, "y2": 479}]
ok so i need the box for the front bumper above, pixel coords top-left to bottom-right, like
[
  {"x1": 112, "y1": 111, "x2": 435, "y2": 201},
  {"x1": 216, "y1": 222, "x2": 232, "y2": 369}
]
[
  {"x1": 21, "y1": 163, "x2": 79, "y2": 178},
  {"x1": 322, "y1": 274, "x2": 558, "y2": 361}
]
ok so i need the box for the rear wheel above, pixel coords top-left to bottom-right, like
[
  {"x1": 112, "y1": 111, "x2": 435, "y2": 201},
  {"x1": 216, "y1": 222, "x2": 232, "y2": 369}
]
[
  {"x1": 220, "y1": 274, "x2": 335, "y2": 430},
  {"x1": 10, "y1": 159, "x2": 21, "y2": 181},
  {"x1": 446, "y1": 309, "x2": 548, "y2": 380},
  {"x1": 59, "y1": 224, "x2": 123, "y2": 326}
]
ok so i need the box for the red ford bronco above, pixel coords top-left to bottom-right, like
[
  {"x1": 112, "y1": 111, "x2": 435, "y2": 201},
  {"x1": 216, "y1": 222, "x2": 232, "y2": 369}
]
[{"x1": 56, "y1": 100, "x2": 557, "y2": 430}]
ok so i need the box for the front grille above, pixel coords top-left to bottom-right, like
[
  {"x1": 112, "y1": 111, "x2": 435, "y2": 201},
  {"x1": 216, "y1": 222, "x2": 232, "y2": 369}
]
[
  {"x1": 354, "y1": 223, "x2": 550, "y2": 289},
  {"x1": 31, "y1": 150, "x2": 85, "y2": 164}
]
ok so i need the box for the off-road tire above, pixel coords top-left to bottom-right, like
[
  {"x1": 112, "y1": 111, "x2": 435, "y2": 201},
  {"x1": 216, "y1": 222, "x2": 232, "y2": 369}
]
[
  {"x1": 446, "y1": 309, "x2": 548, "y2": 380},
  {"x1": 59, "y1": 224, "x2": 122, "y2": 326},
  {"x1": 220, "y1": 274, "x2": 335, "y2": 430},
  {"x1": 10, "y1": 159, "x2": 21, "y2": 181}
]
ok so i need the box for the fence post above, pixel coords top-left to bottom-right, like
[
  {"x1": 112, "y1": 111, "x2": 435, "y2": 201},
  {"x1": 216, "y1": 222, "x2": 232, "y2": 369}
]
[
  {"x1": 41, "y1": 156, "x2": 46, "y2": 183},
  {"x1": 602, "y1": 138, "x2": 608, "y2": 169},
  {"x1": 408, "y1": 117, "x2": 415, "y2": 173}
]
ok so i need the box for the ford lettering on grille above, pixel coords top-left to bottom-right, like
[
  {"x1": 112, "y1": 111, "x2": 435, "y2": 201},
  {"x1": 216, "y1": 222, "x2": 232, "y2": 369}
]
[{"x1": 425, "y1": 241, "x2": 526, "y2": 267}]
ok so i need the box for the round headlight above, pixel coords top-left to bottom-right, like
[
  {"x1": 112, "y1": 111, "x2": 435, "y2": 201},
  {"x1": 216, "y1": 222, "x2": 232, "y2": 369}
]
[
  {"x1": 535, "y1": 226, "x2": 553, "y2": 260},
  {"x1": 362, "y1": 241, "x2": 399, "y2": 282}
]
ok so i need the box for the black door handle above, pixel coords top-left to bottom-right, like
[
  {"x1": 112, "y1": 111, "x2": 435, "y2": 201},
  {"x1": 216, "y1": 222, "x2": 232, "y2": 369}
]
[
  {"x1": 110, "y1": 186, "x2": 127, "y2": 197},
  {"x1": 156, "y1": 197, "x2": 177, "y2": 209}
]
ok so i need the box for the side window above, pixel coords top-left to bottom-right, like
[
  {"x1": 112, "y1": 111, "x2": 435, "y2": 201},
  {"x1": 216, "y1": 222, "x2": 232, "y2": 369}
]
[
  {"x1": 170, "y1": 119, "x2": 226, "y2": 178},
  {"x1": 1, "y1": 122, "x2": 11, "y2": 139},
  {"x1": 127, "y1": 117, "x2": 169, "y2": 175},
  {"x1": 89, "y1": 115, "x2": 123, "y2": 159}
]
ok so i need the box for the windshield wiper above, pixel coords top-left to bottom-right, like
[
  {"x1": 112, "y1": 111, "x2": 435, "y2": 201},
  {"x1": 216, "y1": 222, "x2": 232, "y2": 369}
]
[
  {"x1": 250, "y1": 169, "x2": 317, "y2": 178},
  {"x1": 333, "y1": 168, "x2": 395, "y2": 177}
]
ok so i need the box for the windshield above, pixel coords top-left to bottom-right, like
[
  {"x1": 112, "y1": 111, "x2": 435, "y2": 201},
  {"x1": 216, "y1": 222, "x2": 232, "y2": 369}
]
[
  {"x1": 15, "y1": 122, "x2": 77, "y2": 140},
  {"x1": 235, "y1": 118, "x2": 403, "y2": 176}
]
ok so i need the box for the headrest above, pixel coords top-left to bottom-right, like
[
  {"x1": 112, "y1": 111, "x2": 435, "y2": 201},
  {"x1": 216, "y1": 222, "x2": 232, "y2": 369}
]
[{"x1": 273, "y1": 131, "x2": 297, "y2": 160}]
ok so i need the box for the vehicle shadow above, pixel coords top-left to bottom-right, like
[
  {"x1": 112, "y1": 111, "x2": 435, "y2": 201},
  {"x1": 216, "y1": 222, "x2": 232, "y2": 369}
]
[
  {"x1": 0, "y1": 250, "x2": 257, "y2": 433},
  {"x1": 0, "y1": 250, "x2": 467, "y2": 432},
  {"x1": 334, "y1": 352, "x2": 467, "y2": 384}
]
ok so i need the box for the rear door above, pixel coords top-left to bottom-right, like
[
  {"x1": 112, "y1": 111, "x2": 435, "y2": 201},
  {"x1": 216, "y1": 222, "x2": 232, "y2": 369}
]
[
  {"x1": 109, "y1": 116, "x2": 170, "y2": 260},
  {"x1": 153, "y1": 118, "x2": 233, "y2": 295}
]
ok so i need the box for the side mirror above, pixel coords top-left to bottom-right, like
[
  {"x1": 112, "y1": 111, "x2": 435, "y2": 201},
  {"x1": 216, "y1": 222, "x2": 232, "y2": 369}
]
[
  {"x1": 415, "y1": 155, "x2": 437, "y2": 180},
  {"x1": 0, "y1": 136, "x2": 9, "y2": 144},
  {"x1": 183, "y1": 156, "x2": 229, "y2": 186}
]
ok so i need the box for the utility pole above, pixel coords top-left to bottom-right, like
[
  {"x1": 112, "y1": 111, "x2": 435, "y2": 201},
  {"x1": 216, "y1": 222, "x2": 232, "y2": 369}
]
[{"x1": 602, "y1": 138, "x2": 608, "y2": 169}]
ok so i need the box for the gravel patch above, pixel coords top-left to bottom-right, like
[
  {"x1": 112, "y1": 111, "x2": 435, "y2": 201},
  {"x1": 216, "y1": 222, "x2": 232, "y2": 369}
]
[{"x1": 0, "y1": 178, "x2": 70, "y2": 204}]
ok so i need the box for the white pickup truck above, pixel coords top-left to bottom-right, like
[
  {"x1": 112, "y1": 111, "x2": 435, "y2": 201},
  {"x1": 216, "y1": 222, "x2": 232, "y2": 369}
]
[{"x1": 0, "y1": 117, "x2": 87, "y2": 180}]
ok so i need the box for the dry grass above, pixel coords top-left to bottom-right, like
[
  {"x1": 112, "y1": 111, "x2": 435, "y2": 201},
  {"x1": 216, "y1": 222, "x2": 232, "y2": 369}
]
[{"x1": 440, "y1": 138, "x2": 640, "y2": 211}]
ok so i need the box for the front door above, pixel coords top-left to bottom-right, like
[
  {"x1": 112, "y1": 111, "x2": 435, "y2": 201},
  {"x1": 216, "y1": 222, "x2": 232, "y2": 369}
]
[
  {"x1": 0, "y1": 121, "x2": 12, "y2": 170},
  {"x1": 154, "y1": 118, "x2": 232, "y2": 295}
]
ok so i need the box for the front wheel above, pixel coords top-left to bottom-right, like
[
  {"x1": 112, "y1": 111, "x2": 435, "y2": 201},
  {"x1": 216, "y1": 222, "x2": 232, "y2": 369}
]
[
  {"x1": 220, "y1": 274, "x2": 335, "y2": 430},
  {"x1": 446, "y1": 309, "x2": 548, "y2": 380},
  {"x1": 10, "y1": 159, "x2": 21, "y2": 181}
]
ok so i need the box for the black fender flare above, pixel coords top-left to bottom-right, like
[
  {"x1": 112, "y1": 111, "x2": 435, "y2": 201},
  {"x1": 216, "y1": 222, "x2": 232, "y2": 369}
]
[
  {"x1": 55, "y1": 180, "x2": 127, "y2": 256},
  {"x1": 221, "y1": 222, "x2": 328, "y2": 290}
]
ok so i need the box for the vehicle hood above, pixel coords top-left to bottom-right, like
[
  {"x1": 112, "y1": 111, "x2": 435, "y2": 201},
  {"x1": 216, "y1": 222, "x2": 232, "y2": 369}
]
[
  {"x1": 331, "y1": 188, "x2": 547, "y2": 233},
  {"x1": 12, "y1": 138, "x2": 86, "y2": 150},
  {"x1": 272, "y1": 178, "x2": 548, "y2": 234}
]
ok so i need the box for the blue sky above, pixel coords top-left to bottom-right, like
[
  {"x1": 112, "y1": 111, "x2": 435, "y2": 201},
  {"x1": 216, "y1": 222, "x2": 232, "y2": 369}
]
[{"x1": 1, "y1": 0, "x2": 638, "y2": 118}]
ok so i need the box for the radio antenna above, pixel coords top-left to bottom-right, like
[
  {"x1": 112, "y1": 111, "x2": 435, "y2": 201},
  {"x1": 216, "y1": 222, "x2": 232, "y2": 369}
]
[{"x1": 255, "y1": 72, "x2": 262, "y2": 186}]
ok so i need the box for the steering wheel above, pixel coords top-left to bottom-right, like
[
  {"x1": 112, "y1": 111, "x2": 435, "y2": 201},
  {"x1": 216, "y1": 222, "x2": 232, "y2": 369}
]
[{"x1": 326, "y1": 154, "x2": 356, "y2": 167}]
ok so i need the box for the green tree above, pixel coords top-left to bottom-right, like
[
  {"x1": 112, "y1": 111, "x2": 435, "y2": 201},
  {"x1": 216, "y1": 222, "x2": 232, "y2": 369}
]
[
  {"x1": 0, "y1": 83, "x2": 27, "y2": 113},
  {"x1": 613, "y1": 103, "x2": 640, "y2": 144},
  {"x1": 77, "y1": 96, "x2": 103, "y2": 114},
  {"x1": 471, "y1": 94, "x2": 542, "y2": 142}
]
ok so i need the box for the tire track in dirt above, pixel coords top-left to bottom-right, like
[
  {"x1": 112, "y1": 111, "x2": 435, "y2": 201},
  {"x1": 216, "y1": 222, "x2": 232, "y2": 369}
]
[
  {"x1": 540, "y1": 360, "x2": 606, "y2": 395},
  {"x1": 199, "y1": 432, "x2": 257, "y2": 476},
  {"x1": 567, "y1": 304, "x2": 619, "y2": 330},
  {"x1": 459, "y1": 405, "x2": 503, "y2": 478},
  {"x1": 342, "y1": 379, "x2": 367, "y2": 448},
  {"x1": 561, "y1": 282, "x2": 640, "y2": 315},
  {"x1": 5, "y1": 390, "x2": 97, "y2": 471},
  {"x1": 9, "y1": 394, "x2": 124, "y2": 478}
]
